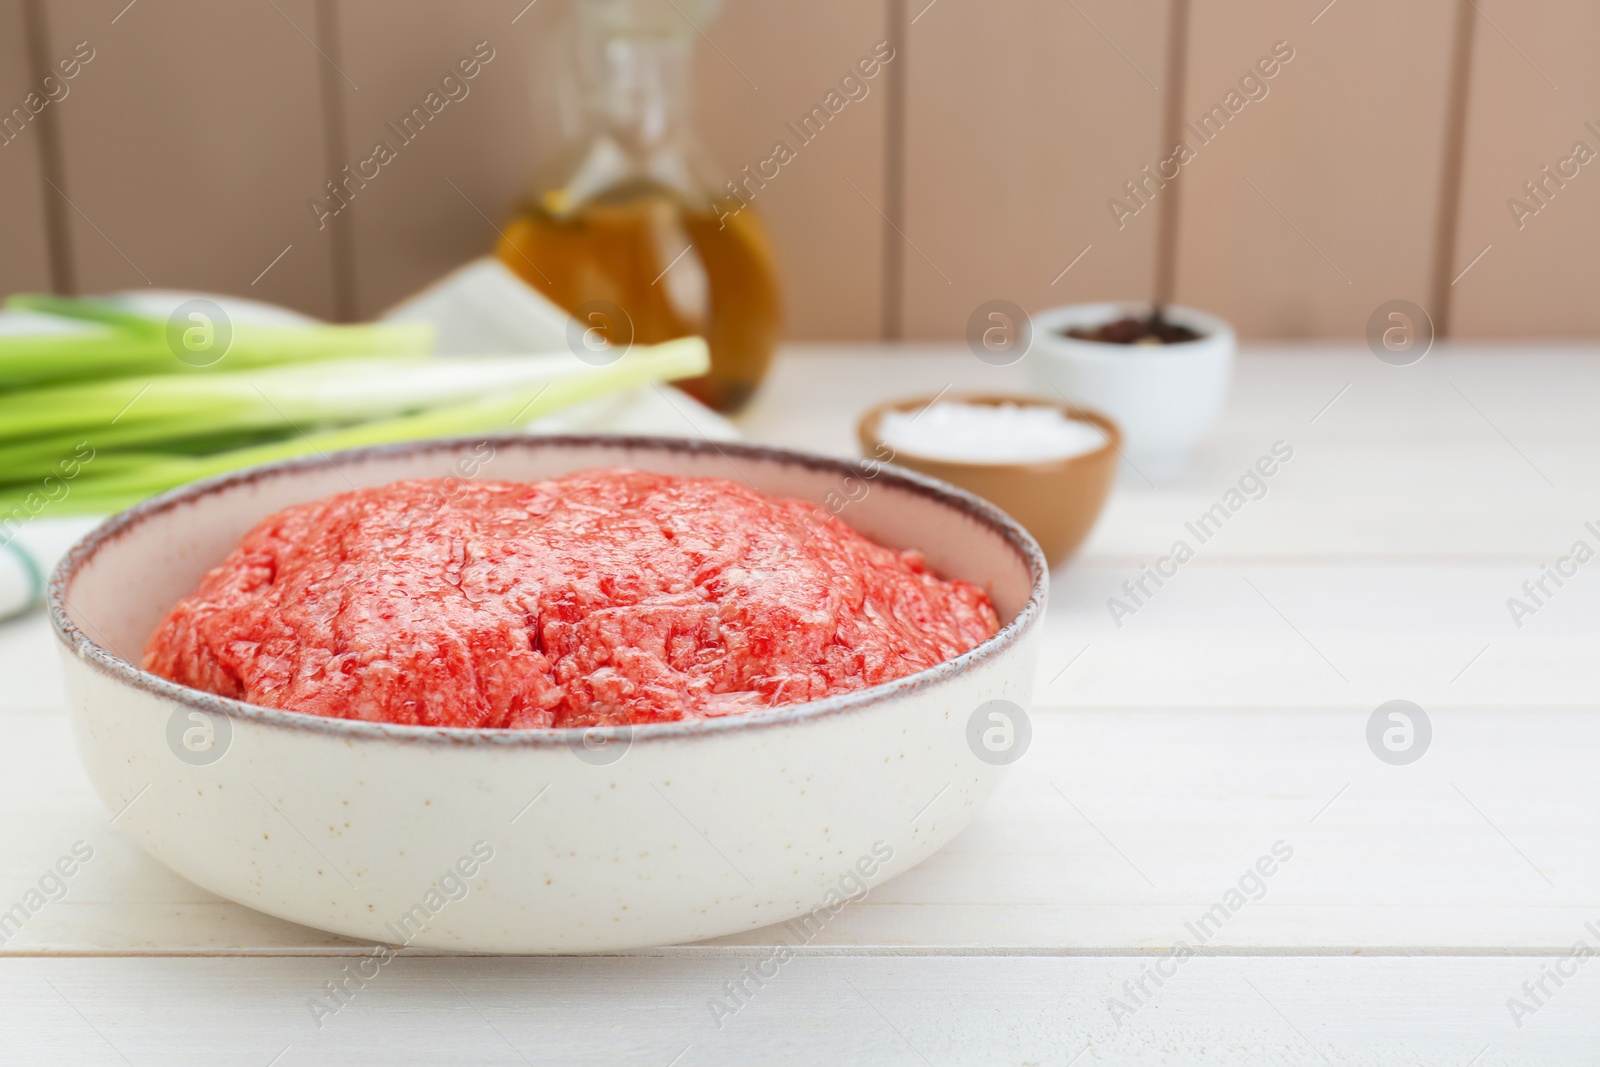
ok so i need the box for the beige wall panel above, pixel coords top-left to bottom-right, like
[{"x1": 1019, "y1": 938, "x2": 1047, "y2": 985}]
[
  {"x1": 693, "y1": 0, "x2": 890, "y2": 340},
  {"x1": 1450, "y1": 0, "x2": 1600, "y2": 338},
  {"x1": 332, "y1": 0, "x2": 546, "y2": 319},
  {"x1": 41, "y1": 0, "x2": 337, "y2": 317},
  {"x1": 1172, "y1": 0, "x2": 1456, "y2": 339},
  {"x1": 336, "y1": 0, "x2": 887, "y2": 337},
  {"x1": 0, "y1": 0, "x2": 58, "y2": 297},
  {"x1": 900, "y1": 0, "x2": 1168, "y2": 341}
]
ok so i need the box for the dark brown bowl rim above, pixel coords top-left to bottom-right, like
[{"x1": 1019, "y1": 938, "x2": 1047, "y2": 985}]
[
  {"x1": 857, "y1": 392, "x2": 1123, "y2": 472},
  {"x1": 48, "y1": 434, "x2": 1048, "y2": 748}
]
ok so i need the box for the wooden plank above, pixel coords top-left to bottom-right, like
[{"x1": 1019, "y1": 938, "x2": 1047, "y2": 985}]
[
  {"x1": 2, "y1": 955, "x2": 1594, "y2": 1065},
  {"x1": 9, "y1": 345, "x2": 1600, "y2": 719},
  {"x1": 329, "y1": 0, "x2": 545, "y2": 320},
  {"x1": 39, "y1": 0, "x2": 338, "y2": 317},
  {"x1": 741, "y1": 346, "x2": 1600, "y2": 453},
  {"x1": 1171, "y1": 0, "x2": 1458, "y2": 339},
  {"x1": 897, "y1": 0, "x2": 1168, "y2": 340},
  {"x1": 0, "y1": 0, "x2": 56, "y2": 297},
  {"x1": 1034, "y1": 563, "x2": 1600, "y2": 709},
  {"x1": 1449, "y1": 0, "x2": 1600, "y2": 337},
  {"x1": 335, "y1": 0, "x2": 889, "y2": 339},
  {"x1": 3, "y1": 347, "x2": 1597, "y2": 958},
  {"x1": 3, "y1": 343, "x2": 1597, "y2": 697},
  {"x1": 5, "y1": 708, "x2": 1600, "y2": 954},
  {"x1": 12, "y1": 548, "x2": 1600, "y2": 713},
  {"x1": 741, "y1": 349, "x2": 1600, "y2": 561},
  {"x1": 694, "y1": 0, "x2": 890, "y2": 341}
]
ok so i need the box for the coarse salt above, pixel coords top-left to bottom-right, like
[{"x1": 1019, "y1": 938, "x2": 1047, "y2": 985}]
[{"x1": 878, "y1": 402, "x2": 1108, "y2": 464}]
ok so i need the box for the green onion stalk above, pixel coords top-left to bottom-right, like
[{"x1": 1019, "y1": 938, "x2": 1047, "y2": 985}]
[
  {"x1": 0, "y1": 337, "x2": 709, "y2": 516},
  {"x1": 0, "y1": 294, "x2": 434, "y2": 389}
]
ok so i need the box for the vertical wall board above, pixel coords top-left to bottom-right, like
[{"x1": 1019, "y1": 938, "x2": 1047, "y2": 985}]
[
  {"x1": 332, "y1": 0, "x2": 546, "y2": 319},
  {"x1": 899, "y1": 0, "x2": 1169, "y2": 343},
  {"x1": 41, "y1": 0, "x2": 338, "y2": 317},
  {"x1": 0, "y1": 0, "x2": 60, "y2": 298},
  {"x1": 1450, "y1": 0, "x2": 1600, "y2": 338},
  {"x1": 1171, "y1": 0, "x2": 1457, "y2": 340},
  {"x1": 694, "y1": 0, "x2": 891, "y2": 340}
]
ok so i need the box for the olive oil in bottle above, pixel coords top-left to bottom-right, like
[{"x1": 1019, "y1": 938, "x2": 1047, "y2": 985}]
[{"x1": 497, "y1": 0, "x2": 780, "y2": 413}]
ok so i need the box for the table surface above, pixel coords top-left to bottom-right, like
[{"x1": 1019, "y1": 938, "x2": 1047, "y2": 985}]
[{"x1": 4, "y1": 344, "x2": 1597, "y2": 1065}]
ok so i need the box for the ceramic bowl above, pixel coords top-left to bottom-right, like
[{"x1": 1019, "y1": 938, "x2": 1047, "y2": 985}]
[
  {"x1": 1027, "y1": 302, "x2": 1235, "y2": 478},
  {"x1": 857, "y1": 393, "x2": 1119, "y2": 567},
  {"x1": 49, "y1": 435, "x2": 1046, "y2": 953}
]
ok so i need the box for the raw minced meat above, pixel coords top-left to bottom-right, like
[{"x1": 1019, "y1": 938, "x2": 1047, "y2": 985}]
[{"x1": 142, "y1": 469, "x2": 1000, "y2": 728}]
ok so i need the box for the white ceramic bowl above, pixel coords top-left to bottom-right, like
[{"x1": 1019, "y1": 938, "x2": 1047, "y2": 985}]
[
  {"x1": 50, "y1": 436, "x2": 1046, "y2": 953},
  {"x1": 1028, "y1": 302, "x2": 1235, "y2": 477}
]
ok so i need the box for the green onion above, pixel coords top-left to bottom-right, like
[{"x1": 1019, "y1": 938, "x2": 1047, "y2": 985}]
[
  {"x1": 0, "y1": 294, "x2": 433, "y2": 389},
  {"x1": 0, "y1": 336, "x2": 709, "y2": 515}
]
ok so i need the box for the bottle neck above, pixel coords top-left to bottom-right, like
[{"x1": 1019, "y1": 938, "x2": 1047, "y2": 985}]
[
  {"x1": 541, "y1": 0, "x2": 719, "y2": 210},
  {"x1": 581, "y1": 31, "x2": 693, "y2": 152}
]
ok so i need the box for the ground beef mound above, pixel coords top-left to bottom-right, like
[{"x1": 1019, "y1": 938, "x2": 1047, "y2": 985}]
[{"x1": 143, "y1": 469, "x2": 1000, "y2": 728}]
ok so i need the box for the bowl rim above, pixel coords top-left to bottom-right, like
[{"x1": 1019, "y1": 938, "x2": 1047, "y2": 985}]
[
  {"x1": 1029, "y1": 301, "x2": 1236, "y2": 358},
  {"x1": 856, "y1": 391, "x2": 1123, "y2": 472},
  {"x1": 48, "y1": 433, "x2": 1048, "y2": 748}
]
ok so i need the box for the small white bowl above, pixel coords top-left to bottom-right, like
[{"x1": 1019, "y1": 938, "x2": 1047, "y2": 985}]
[
  {"x1": 50, "y1": 435, "x2": 1046, "y2": 953},
  {"x1": 1028, "y1": 302, "x2": 1235, "y2": 478}
]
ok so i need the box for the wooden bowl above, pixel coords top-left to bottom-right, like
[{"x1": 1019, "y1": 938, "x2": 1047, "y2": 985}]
[{"x1": 857, "y1": 393, "x2": 1120, "y2": 567}]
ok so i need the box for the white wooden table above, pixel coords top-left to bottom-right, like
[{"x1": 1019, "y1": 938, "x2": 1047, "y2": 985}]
[{"x1": 3, "y1": 344, "x2": 1597, "y2": 1065}]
